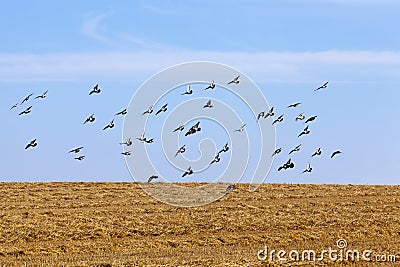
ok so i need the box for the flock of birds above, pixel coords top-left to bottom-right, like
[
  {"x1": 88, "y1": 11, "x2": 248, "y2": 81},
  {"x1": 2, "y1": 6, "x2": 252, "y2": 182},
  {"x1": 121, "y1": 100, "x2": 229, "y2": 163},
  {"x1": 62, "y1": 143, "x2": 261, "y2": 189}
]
[{"x1": 10, "y1": 77, "x2": 341, "y2": 195}]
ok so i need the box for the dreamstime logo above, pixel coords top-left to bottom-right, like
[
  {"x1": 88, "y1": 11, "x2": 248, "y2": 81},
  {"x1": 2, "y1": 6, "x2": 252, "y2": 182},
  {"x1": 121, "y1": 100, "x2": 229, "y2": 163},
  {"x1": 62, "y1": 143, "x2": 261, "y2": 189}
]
[
  {"x1": 257, "y1": 238, "x2": 397, "y2": 263},
  {"x1": 122, "y1": 62, "x2": 275, "y2": 207}
]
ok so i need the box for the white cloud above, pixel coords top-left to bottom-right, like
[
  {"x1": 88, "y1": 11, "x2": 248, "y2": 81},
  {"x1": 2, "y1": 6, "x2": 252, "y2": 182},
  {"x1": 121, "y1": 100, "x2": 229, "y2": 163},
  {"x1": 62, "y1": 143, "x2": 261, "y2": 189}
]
[
  {"x1": 81, "y1": 11, "x2": 119, "y2": 47},
  {"x1": 0, "y1": 50, "x2": 399, "y2": 83}
]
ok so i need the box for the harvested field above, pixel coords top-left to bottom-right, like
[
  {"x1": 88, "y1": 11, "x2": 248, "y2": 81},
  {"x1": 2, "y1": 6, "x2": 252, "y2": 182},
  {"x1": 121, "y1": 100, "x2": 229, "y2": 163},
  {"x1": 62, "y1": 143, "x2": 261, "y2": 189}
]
[{"x1": 0, "y1": 182, "x2": 399, "y2": 266}]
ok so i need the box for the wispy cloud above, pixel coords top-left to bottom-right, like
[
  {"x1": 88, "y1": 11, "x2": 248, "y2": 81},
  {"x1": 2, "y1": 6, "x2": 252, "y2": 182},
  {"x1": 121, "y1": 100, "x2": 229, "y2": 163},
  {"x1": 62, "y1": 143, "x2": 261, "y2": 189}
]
[
  {"x1": 81, "y1": 11, "x2": 118, "y2": 47},
  {"x1": 1, "y1": 50, "x2": 399, "y2": 83}
]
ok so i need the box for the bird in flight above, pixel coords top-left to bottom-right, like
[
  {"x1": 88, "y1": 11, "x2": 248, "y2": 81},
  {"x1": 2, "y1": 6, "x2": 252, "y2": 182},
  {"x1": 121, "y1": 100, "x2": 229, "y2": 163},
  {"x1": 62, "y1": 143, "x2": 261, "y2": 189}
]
[
  {"x1": 257, "y1": 111, "x2": 266, "y2": 121},
  {"x1": 315, "y1": 81, "x2": 329, "y2": 91},
  {"x1": 227, "y1": 75, "x2": 240, "y2": 85},
  {"x1": 185, "y1": 122, "x2": 201, "y2": 136},
  {"x1": 289, "y1": 144, "x2": 301, "y2": 155},
  {"x1": 287, "y1": 102, "x2": 301, "y2": 108},
  {"x1": 205, "y1": 80, "x2": 215, "y2": 90},
  {"x1": 311, "y1": 147, "x2": 322, "y2": 157},
  {"x1": 278, "y1": 158, "x2": 295, "y2": 171},
  {"x1": 264, "y1": 107, "x2": 275, "y2": 118},
  {"x1": 20, "y1": 93, "x2": 33, "y2": 105},
  {"x1": 142, "y1": 105, "x2": 153, "y2": 115},
  {"x1": 10, "y1": 103, "x2": 19, "y2": 110},
  {"x1": 89, "y1": 84, "x2": 101, "y2": 95},
  {"x1": 75, "y1": 155, "x2": 85, "y2": 161},
  {"x1": 103, "y1": 119, "x2": 115, "y2": 130},
  {"x1": 144, "y1": 138, "x2": 154, "y2": 144},
  {"x1": 218, "y1": 143, "x2": 229, "y2": 154},
  {"x1": 175, "y1": 145, "x2": 186, "y2": 157},
  {"x1": 121, "y1": 151, "x2": 131, "y2": 156},
  {"x1": 272, "y1": 148, "x2": 282, "y2": 157},
  {"x1": 137, "y1": 131, "x2": 147, "y2": 142},
  {"x1": 25, "y1": 139, "x2": 37, "y2": 150},
  {"x1": 303, "y1": 162, "x2": 313, "y2": 173},
  {"x1": 35, "y1": 90, "x2": 48, "y2": 99},
  {"x1": 156, "y1": 104, "x2": 168, "y2": 115},
  {"x1": 173, "y1": 125, "x2": 185, "y2": 132},
  {"x1": 83, "y1": 114, "x2": 95, "y2": 124},
  {"x1": 234, "y1": 124, "x2": 246, "y2": 132},
  {"x1": 69, "y1": 147, "x2": 84, "y2": 153},
  {"x1": 298, "y1": 125, "x2": 310, "y2": 137},
  {"x1": 203, "y1": 100, "x2": 213, "y2": 108},
  {"x1": 272, "y1": 114, "x2": 284, "y2": 125},
  {"x1": 210, "y1": 154, "x2": 221, "y2": 165},
  {"x1": 182, "y1": 166, "x2": 194, "y2": 177},
  {"x1": 181, "y1": 84, "x2": 193, "y2": 95},
  {"x1": 115, "y1": 108, "x2": 128, "y2": 116},
  {"x1": 331, "y1": 150, "x2": 342, "y2": 158},
  {"x1": 18, "y1": 106, "x2": 32, "y2": 116},
  {"x1": 120, "y1": 137, "x2": 132, "y2": 146},
  {"x1": 295, "y1": 113, "x2": 305, "y2": 122},
  {"x1": 304, "y1": 115, "x2": 317, "y2": 124},
  {"x1": 225, "y1": 184, "x2": 236, "y2": 194},
  {"x1": 148, "y1": 175, "x2": 159, "y2": 183}
]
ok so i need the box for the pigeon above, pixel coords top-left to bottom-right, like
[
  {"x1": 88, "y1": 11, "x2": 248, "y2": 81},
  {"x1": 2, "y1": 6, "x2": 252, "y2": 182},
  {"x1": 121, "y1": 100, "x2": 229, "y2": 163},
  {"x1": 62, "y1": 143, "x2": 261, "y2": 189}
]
[
  {"x1": 295, "y1": 113, "x2": 305, "y2": 121},
  {"x1": 182, "y1": 166, "x2": 193, "y2": 177},
  {"x1": 173, "y1": 125, "x2": 185, "y2": 132},
  {"x1": 303, "y1": 162, "x2": 312, "y2": 173},
  {"x1": 121, "y1": 151, "x2": 131, "y2": 156},
  {"x1": 315, "y1": 81, "x2": 329, "y2": 91},
  {"x1": 35, "y1": 90, "x2": 48, "y2": 99},
  {"x1": 137, "y1": 132, "x2": 146, "y2": 142},
  {"x1": 18, "y1": 106, "x2": 32, "y2": 115},
  {"x1": 225, "y1": 184, "x2": 236, "y2": 194},
  {"x1": 227, "y1": 75, "x2": 240, "y2": 85},
  {"x1": 69, "y1": 147, "x2": 84, "y2": 153},
  {"x1": 203, "y1": 100, "x2": 213, "y2": 108},
  {"x1": 287, "y1": 102, "x2": 301, "y2": 108},
  {"x1": 272, "y1": 114, "x2": 284, "y2": 125},
  {"x1": 181, "y1": 84, "x2": 193, "y2": 95},
  {"x1": 234, "y1": 124, "x2": 246, "y2": 132},
  {"x1": 331, "y1": 150, "x2": 342, "y2": 158},
  {"x1": 264, "y1": 107, "x2": 275, "y2": 118},
  {"x1": 257, "y1": 111, "x2": 266, "y2": 121},
  {"x1": 304, "y1": 116, "x2": 317, "y2": 124},
  {"x1": 278, "y1": 158, "x2": 295, "y2": 171},
  {"x1": 218, "y1": 143, "x2": 229, "y2": 154},
  {"x1": 25, "y1": 139, "x2": 37, "y2": 149},
  {"x1": 10, "y1": 103, "x2": 19, "y2": 110},
  {"x1": 298, "y1": 125, "x2": 310, "y2": 137},
  {"x1": 289, "y1": 144, "x2": 301, "y2": 155},
  {"x1": 103, "y1": 119, "x2": 115, "y2": 130},
  {"x1": 175, "y1": 145, "x2": 186, "y2": 157},
  {"x1": 210, "y1": 154, "x2": 221, "y2": 165},
  {"x1": 120, "y1": 137, "x2": 132, "y2": 146},
  {"x1": 156, "y1": 104, "x2": 168, "y2": 115},
  {"x1": 75, "y1": 155, "x2": 85, "y2": 161},
  {"x1": 142, "y1": 106, "x2": 153, "y2": 115},
  {"x1": 185, "y1": 122, "x2": 201, "y2": 136},
  {"x1": 83, "y1": 114, "x2": 95, "y2": 124},
  {"x1": 20, "y1": 93, "x2": 33, "y2": 105},
  {"x1": 205, "y1": 80, "x2": 215, "y2": 90},
  {"x1": 311, "y1": 147, "x2": 322, "y2": 157},
  {"x1": 89, "y1": 84, "x2": 101, "y2": 95},
  {"x1": 271, "y1": 148, "x2": 282, "y2": 157},
  {"x1": 144, "y1": 138, "x2": 154, "y2": 144},
  {"x1": 148, "y1": 175, "x2": 159, "y2": 183},
  {"x1": 115, "y1": 108, "x2": 128, "y2": 116}
]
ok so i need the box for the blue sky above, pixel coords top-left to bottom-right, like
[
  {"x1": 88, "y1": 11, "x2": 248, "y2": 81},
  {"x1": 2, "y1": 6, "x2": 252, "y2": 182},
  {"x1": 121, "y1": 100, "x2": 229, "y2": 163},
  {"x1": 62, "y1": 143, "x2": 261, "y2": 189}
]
[{"x1": 1, "y1": 1, "x2": 399, "y2": 184}]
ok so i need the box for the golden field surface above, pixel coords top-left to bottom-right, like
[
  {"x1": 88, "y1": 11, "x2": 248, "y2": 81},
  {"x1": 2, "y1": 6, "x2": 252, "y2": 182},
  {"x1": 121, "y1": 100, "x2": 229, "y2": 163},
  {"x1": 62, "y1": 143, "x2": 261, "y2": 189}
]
[{"x1": 0, "y1": 182, "x2": 400, "y2": 266}]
